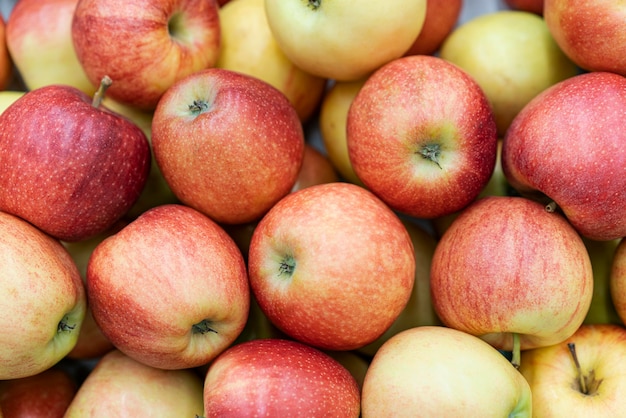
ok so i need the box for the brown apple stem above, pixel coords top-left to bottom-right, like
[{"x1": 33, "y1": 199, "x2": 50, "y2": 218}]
[
  {"x1": 92, "y1": 75, "x2": 113, "y2": 108},
  {"x1": 568, "y1": 342, "x2": 587, "y2": 394},
  {"x1": 545, "y1": 201, "x2": 557, "y2": 213},
  {"x1": 511, "y1": 332, "x2": 521, "y2": 369}
]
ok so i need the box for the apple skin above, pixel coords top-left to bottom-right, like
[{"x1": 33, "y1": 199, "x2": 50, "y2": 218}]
[
  {"x1": 248, "y1": 182, "x2": 416, "y2": 351},
  {"x1": 505, "y1": 0, "x2": 544, "y2": 15},
  {"x1": 544, "y1": 0, "x2": 626, "y2": 76},
  {"x1": 610, "y1": 238, "x2": 626, "y2": 325},
  {"x1": 404, "y1": 0, "x2": 463, "y2": 56},
  {"x1": 0, "y1": 367, "x2": 77, "y2": 418},
  {"x1": 361, "y1": 326, "x2": 532, "y2": 417},
  {"x1": 0, "y1": 83, "x2": 151, "y2": 242},
  {"x1": 440, "y1": 10, "x2": 579, "y2": 136},
  {"x1": 203, "y1": 338, "x2": 360, "y2": 417},
  {"x1": 290, "y1": 144, "x2": 339, "y2": 192},
  {"x1": 0, "y1": 211, "x2": 86, "y2": 380},
  {"x1": 502, "y1": 71, "x2": 626, "y2": 241},
  {"x1": 519, "y1": 324, "x2": 626, "y2": 417},
  {"x1": 216, "y1": 0, "x2": 327, "y2": 122},
  {"x1": 431, "y1": 196, "x2": 593, "y2": 352},
  {"x1": 64, "y1": 349, "x2": 205, "y2": 417},
  {"x1": 6, "y1": 0, "x2": 94, "y2": 94},
  {"x1": 72, "y1": 0, "x2": 221, "y2": 110},
  {"x1": 152, "y1": 68, "x2": 305, "y2": 225},
  {"x1": 347, "y1": 54, "x2": 498, "y2": 219},
  {"x1": 86, "y1": 204, "x2": 250, "y2": 370},
  {"x1": 264, "y1": 0, "x2": 427, "y2": 81}
]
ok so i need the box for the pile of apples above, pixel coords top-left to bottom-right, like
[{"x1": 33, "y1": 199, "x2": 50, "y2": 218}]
[{"x1": 1, "y1": 0, "x2": 626, "y2": 416}]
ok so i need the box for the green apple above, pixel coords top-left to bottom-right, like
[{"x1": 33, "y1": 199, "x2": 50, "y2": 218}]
[
  {"x1": 440, "y1": 10, "x2": 579, "y2": 136},
  {"x1": 362, "y1": 326, "x2": 532, "y2": 417}
]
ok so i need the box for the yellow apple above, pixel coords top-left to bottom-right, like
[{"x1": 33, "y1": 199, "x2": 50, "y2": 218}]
[
  {"x1": 217, "y1": 0, "x2": 327, "y2": 122},
  {"x1": 440, "y1": 10, "x2": 579, "y2": 136},
  {"x1": 0, "y1": 90, "x2": 24, "y2": 114}
]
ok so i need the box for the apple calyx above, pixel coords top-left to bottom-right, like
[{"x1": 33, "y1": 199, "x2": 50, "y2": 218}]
[
  {"x1": 307, "y1": 0, "x2": 321, "y2": 10},
  {"x1": 192, "y1": 319, "x2": 218, "y2": 335},
  {"x1": 418, "y1": 143, "x2": 443, "y2": 169},
  {"x1": 511, "y1": 332, "x2": 521, "y2": 369},
  {"x1": 92, "y1": 75, "x2": 113, "y2": 108},
  {"x1": 278, "y1": 255, "x2": 296, "y2": 277},
  {"x1": 568, "y1": 342, "x2": 602, "y2": 396},
  {"x1": 57, "y1": 316, "x2": 77, "y2": 333},
  {"x1": 188, "y1": 99, "x2": 210, "y2": 115}
]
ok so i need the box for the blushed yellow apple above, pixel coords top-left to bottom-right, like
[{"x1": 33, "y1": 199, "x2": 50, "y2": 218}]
[
  {"x1": 440, "y1": 10, "x2": 579, "y2": 135},
  {"x1": 217, "y1": 0, "x2": 327, "y2": 122},
  {"x1": 264, "y1": 0, "x2": 427, "y2": 81},
  {"x1": 0, "y1": 91, "x2": 24, "y2": 114}
]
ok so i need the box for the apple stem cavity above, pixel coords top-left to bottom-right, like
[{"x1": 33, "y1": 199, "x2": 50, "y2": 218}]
[
  {"x1": 192, "y1": 319, "x2": 218, "y2": 335},
  {"x1": 57, "y1": 316, "x2": 76, "y2": 333},
  {"x1": 511, "y1": 332, "x2": 521, "y2": 369},
  {"x1": 418, "y1": 143, "x2": 443, "y2": 169},
  {"x1": 188, "y1": 99, "x2": 210, "y2": 115},
  {"x1": 92, "y1": 75, "x2": 113, "y2": 108}
]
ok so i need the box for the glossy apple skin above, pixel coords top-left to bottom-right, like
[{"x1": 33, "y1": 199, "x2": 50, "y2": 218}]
[
  {"x1": 72, "y1": 0, "x2": 220, "y2": 110},
  {"x1": 502, "y1": 71, "x2": 626, "y2": 241},
  {"x1": 0, "y1": 367, "x2": 77, "y2": 418},
  {"x1": 203, "y1": 338, "x2": 360, "y2": 417},
  {"x1": 404, "y1": 0, "x2": 463, "y2": 56},
  {"x1": 6, "y1": 0, "x2": 94, "y2": 94},
  {"x1": 544, "y1": 0, "x2": 626, "y2": 76},
  {"x1": 0, "y1": 211, "x2": 86, "y2": 380},
  {"x1": 347, "y1": 55, "x2": 498, "y2": 219},
  {"x1": 248, "y1": 182, "x2": 415, "y2": 351},
  {"x1": 0, "y1": 85, "x2": 151, "y2": 242},
  {"x1": 152, "y1": 68, "x2": 305, "y2": 225},
  {"x1": 361, "y1": 326, "x2": 532, "y2": 417},
  {"x1": 519, "y1": 324, "x2": 626, "y2": 417},
  {"x1": 64, "y1": 350, "x2": 204, "y2": 417},
  {"x1": 431, "y1": 196, "x2": 593, "y2": 351},
  {"x1": 87, "y1": 204, "x2": 250, "y2": 370}
]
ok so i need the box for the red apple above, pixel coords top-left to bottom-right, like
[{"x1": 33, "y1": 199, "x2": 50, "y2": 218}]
[
  {"x1": 151, "y1": 68, "x2": 305, "y2": 225},
  {"x1": 0, "y1": 211, "x2": 86, "y2": 380},
  {"x1": 0, "y1": 367, "x2": 77, "y2": 418},
  {"x1": 502, "y1": 71, "x2": 626, "y2": 241},
  {"x1": 544, "y1": 0, "x2": 626, "y2": 76},
  {"x1": 347, "y1": 54, "x2": 498, "y2": 219},
  {"x1": 71, "y1": 0, "x2": 221, "y2": 110},
  {"x1": 86, "y1": 204, "x2": 250, "y2": 370},
  {"x1": 64, "y1": 350, "x2": 204, "y2": 417},
  {"x1": 203, "y1": 338, "x2": 360, "y2": 417},
  {"x1": 404, "y1": 0, "x2": 463, "y2": 56},
  {"x1": 504, "y1": 0, "x2": 544, "y2": 15},
  {"x1": 290, "y1": 144, "x2": 339, "y2": 192},
  {"x1": 0, "y1": 78, "x2": 151, "y2": 242},
  {"x1": 430, "y1": 196, "x2": 593, "y2": 367},
  {"x1": 248, "y1": 182, "x2": 415, "y2": 351}
]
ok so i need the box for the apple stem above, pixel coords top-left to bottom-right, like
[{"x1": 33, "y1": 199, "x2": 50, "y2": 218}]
[
  {"x1": 511, "y1": 332, "x2": 521, "y2": 369},
  {"x1": 568, "y1": 342, "x2": 588, "y2": 394},
  {"x1": 92, "y1": 75, "x2": 113, "y2": 108},
  {"x1": 545, "y1": 201, "x2": 558, "y2": 213}
]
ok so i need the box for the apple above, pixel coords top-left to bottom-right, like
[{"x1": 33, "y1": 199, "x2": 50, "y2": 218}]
[
  {"x1": 610, "y1": 238, "x2": 626, "y2": 325},
  {"x1": 72, "y1": 0, "x2": 221, "y2": 110},
  {"x1": 264, "y1": 0, "x2": 427, "y2": 81},
  {"x1": 0, "y1": 210, "x2": 86, "y2": 380},
  {"x1": 64, "y1": 349, "x2": 205, "y2": 417},
  {"x1": 86, "y1": 204, "x2": 250, "y2": 370},
  {"x1": 404, "y1": 0, "x2": 463, "y2": 56},
  {"x1": 357, "y1": 219, "x2": 441, "y2": 358},
  {"x1": 291, "y1": 144, "x2": 339, "y2": 192},
  {"x1": 0, "y1": 78, "x2": 151, "y2": 242},
  {"x1": 0, "y1": 367, "x2": 77, "y2": 417},
  {"x1": 583, "y1": 237, "x2": 622, "y2": 325},
  {"x1": 318, "y1": 78, "x2": 367, "y2": 186},
  {"x1": 504, "y1": 0, "x2": 544, "y2": 15},
  {"x1": 248, "y1": 182, "x2": 416, "y2": 351},
  {"x1": 430, "y1": 196, "x2": 593, "y2": 367},
  {"x1": 216, "y1": 0, "x2": 327, "y2": 122},
  {"x1": 361, "y1": 326, "x2": 532, "y2": 417},
  {"x1": 544, "y1": 0, "x2": 626, "y2": 76},
  {"x1": 203, "y1": 338, "x2": 360, "y2": 417},
  {"x1": 0, "y1": 16, "x2": 12, "y2": 91},
  {"x1": 502, "y1": 71, "x2": 626, "y2": 241},
  {"x1": 6, "y1": 0, "x2": 95, "y2": 94},
  {"x1": 519, "y1": 324, "x2": 626, "y2": 417},
  {"x1": 439, "y1": 10, "x2": 579, "y2": 136},
  {"x1": 347, "y1": 54, "x2": 498, "y2": 219},
  {"x1": 151, "y1": 68, "x2": 305, "y2": 225}
]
